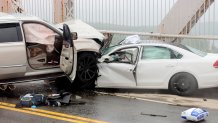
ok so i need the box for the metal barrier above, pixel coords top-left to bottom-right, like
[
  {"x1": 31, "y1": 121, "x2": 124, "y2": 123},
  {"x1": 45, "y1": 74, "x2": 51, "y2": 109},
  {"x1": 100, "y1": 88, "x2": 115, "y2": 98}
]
[
  {"x1": 100, "y1": 30, "x2": 218, "y2": 53},
  {"x1": 1, "y1": 0, "x2": 218, "y2": 52},
  {"x1": 2, "y1": 0, "x2": 217, "y2": 36}
]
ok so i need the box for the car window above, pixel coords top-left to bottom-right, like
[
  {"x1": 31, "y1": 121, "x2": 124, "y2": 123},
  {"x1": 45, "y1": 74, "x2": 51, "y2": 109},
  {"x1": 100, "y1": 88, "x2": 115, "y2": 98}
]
[
  {"x1": 23, "y1": 23, "x2": 60, "y2": 52},
  {"x1": 142, "y1": 46, "x2": 182, "y2": 59},
  {"x1": 174, "y1": 44, "x2": 207, "y2": 57},
  {"x1": 184, "y1": 45, "x2": 207, "y2": 57},
  {"x1": 0, "y1": 23, "x2": 22, "y2": 43},
  {"x1": 109, "y1": 47, "x2": 138, "y2": 64}
]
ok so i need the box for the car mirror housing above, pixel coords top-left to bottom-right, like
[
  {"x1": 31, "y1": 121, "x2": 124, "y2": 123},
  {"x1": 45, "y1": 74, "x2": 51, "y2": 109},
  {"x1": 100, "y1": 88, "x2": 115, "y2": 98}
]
[
  {"x1": 63, "y1": 24, "x2": 73, "y2": 46},
  {"x1": 71, "y1": 32, "x2": 78, "y2": 40},
  {"x1": 104, "y1": 58, "x2": 110, "y2": 63}
]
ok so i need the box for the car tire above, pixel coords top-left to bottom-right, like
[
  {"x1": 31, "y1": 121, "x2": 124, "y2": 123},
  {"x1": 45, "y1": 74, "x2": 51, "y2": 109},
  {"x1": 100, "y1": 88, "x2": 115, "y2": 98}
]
[
  {"x1": 169, "y1": 72, "x2": 198, "y2": 96},
  {"x1": 74, "y1": 52, "x2": 98, "y2": 89}
]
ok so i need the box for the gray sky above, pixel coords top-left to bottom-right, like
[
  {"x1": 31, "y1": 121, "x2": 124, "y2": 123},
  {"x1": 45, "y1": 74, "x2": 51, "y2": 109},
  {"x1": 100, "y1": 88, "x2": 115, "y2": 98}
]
[{"x1": 75, "y1": 0, "x2": 218, "y2": 26}]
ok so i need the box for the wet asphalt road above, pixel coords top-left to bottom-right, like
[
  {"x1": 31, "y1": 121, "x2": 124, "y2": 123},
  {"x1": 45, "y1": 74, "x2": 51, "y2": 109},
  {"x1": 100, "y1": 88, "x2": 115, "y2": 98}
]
[{"x1": 0, "y1": 79, "x2": 218, "y2": 123}]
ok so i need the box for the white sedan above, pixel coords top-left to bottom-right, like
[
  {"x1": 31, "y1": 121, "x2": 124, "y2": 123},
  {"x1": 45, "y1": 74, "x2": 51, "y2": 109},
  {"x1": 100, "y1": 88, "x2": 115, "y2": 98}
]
[{"x1": 97, "y1": 41, "x2": 218, "y2": 96}]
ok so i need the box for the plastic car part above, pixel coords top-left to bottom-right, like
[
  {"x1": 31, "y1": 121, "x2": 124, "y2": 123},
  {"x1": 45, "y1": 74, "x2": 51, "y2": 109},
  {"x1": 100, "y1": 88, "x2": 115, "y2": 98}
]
[{"x1": 181, "y1": 108, "x2": 209, "y2": 122}]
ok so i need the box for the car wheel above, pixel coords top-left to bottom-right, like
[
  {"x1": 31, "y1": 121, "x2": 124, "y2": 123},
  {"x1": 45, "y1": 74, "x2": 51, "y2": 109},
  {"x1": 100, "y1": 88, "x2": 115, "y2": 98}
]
[
  {"x1": 74, "y1": 52, "x2": 98, "y2": 89},
  {"x1": 169, "y1": 72, "x2": 198, "y2": 96}
]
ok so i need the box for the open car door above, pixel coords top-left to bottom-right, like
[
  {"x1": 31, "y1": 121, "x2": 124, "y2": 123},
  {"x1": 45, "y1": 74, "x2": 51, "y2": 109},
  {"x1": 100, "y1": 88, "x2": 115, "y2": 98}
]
[
  {"x1": 97, "y1": 47, "x2": 139, "y2": 87},
  {"x1": 60, "y1": 24, "x2": 75, "y2": 75}
]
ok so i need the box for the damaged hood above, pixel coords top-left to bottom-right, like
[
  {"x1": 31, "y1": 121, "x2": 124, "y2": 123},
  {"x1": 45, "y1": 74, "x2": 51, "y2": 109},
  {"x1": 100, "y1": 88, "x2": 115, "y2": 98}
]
[{"x1": 55, "y1": 20, "x2": 105, "y2": 41}]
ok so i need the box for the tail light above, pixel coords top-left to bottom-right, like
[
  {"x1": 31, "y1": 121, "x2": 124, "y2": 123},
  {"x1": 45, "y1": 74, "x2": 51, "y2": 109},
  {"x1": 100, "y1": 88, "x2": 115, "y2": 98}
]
[{"x1": 213, "y1": 60, "x2": 218, "y2": 68}]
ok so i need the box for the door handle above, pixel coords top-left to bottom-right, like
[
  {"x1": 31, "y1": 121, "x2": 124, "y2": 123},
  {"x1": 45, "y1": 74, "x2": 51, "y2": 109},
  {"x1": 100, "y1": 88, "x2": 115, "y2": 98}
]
[
  {"x1": 129, "y1": 69, "x2": 135, "y2": 72},
  {"x1": 65, "y1": 57, "x2": 69, "y2": 60}
]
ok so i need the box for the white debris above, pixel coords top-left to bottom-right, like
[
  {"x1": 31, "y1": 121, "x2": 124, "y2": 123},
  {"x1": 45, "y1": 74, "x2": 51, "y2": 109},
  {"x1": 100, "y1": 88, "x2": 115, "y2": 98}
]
[
  {"x1": 181, "y1": 108, "x2": 209, "y2": 122},
  {"x1": 75, "y1": 95, "x2": 82, "y2": 100},
  {"x1": 121, "y1": 35, "x2": 141, "y2": 44}
]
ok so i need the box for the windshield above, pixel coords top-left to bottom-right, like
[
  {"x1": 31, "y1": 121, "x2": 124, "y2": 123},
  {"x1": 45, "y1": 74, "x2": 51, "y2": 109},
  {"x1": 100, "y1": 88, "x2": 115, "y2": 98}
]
[
  {"x1": 101, "y1": 45, "x2": 120, "y2": 55},
  {"x1": 177, "y1": 44, "x2": 207, "y2": 57}
]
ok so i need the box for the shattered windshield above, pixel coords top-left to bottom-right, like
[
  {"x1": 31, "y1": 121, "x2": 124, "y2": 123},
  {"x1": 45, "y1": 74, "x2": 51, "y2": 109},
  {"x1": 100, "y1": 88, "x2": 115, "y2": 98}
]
[{"x1": 101, "y1": 45, "x2": 120, "y2": 55}]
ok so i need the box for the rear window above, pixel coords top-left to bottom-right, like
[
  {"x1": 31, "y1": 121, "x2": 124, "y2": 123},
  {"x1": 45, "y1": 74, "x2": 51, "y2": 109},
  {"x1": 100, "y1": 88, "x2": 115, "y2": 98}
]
[
  {"x1": 0, "y1": 23, "x2": 22, "y2": 43},
  {"x1": 142, "y1": 46, "x2": 183, "y2": 59},
  {"x1": 176, "y1": 44, "x2": 207, "y2": 57}
]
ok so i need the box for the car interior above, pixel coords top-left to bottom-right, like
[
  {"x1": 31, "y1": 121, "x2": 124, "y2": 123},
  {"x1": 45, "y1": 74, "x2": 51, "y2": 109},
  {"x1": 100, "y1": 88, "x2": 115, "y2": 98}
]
[
  {"x1": 23, "y1": 23, "x2": 63, "y2": 69},
  {"x1": 109, "y1": 48, "x2": 138, "y2": 64}
]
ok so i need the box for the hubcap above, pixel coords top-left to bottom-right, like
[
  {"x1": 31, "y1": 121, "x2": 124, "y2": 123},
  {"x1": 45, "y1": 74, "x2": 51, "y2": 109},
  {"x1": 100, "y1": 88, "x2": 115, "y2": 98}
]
[{"x1": 174, "y1": 78, "x2": 190, "y2": 92}]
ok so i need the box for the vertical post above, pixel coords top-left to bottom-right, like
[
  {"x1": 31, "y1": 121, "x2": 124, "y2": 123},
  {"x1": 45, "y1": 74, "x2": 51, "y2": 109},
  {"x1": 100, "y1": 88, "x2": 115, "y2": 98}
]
[
  {"x1": 7, "y1": 0, "x2": 13, "y2": 13},
  {"x1": 64, "y1": 0, "x2": 74, "y2": 21},
  {"x1": 62, "y1": 0, "x2": 65, "y2": 20},
  {"x1": 2, "y1": 0, "x2": 14, "y2": 13},
  {"x1": 160, "y1": 24, "x2": 164, "y2": 34},
  {"x1": 0, "y1": 0, "x2": 3, "y2": 12},
  {"x1": 2, "y1": 0, "x2": 8, "y2": 12},
  {"x1": 1, "y1": 0, "x2": 22, "y2": 13},
  {"x1": 54, "y1": 0, "x2": 64, "y2": 23}
]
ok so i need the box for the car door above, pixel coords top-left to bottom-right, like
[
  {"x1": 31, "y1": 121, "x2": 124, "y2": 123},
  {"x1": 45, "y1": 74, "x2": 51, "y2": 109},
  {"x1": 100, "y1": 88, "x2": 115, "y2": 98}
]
[
  {"x1": 59, "y1": 24, "x2": 76, "y2": 79},
  {"x1": 0, "y1": 22, "x2": 27, "y2": 80},
  {"x1": 97, "y1": 47, "x2": 139, "y2": 87},
  {"x1": 136, "y1": 45, "x2": 182, "y2": 87}
]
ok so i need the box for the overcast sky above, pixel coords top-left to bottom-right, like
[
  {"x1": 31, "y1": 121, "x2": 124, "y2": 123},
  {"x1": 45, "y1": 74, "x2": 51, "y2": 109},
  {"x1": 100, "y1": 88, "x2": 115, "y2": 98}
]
[{"x1": 74, "y1": 0, "x2": 218, "y2": 26}]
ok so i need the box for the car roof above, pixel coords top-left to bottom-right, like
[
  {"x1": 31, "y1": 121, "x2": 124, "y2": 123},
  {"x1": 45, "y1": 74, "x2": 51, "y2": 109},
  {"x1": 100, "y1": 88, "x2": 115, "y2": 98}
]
[
  {"x1": 110, "y1": 40, "x2": 187, "y2": 53},
  {"x1": 0, "y1": 12, "x2": 42, "y2": 22},
  {"x1": 120, "y1": 40, "x2": 172, "y2": 47}
]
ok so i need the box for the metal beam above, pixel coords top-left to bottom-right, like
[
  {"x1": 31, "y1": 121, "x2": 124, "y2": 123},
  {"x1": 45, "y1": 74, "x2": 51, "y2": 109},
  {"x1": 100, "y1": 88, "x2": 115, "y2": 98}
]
[
  {"x1": 99, "y1": 30, "x2": 218, "y2": 40},
  {"x1": 159, "y1": 0, "x2": 214, "y2": 35}
]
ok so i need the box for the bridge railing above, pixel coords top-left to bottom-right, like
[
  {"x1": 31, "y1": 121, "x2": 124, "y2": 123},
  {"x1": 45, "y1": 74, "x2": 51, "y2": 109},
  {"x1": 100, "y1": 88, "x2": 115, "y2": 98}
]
[
  {"x1": 2, "y1": 0, "x2": 217, "y2": 36},
  {"x1": 1, "y1": 0, "x2": 218, "y2": 52},
  {"x1": 100, "y1": 30, "x2": 218, "y2": 53}
]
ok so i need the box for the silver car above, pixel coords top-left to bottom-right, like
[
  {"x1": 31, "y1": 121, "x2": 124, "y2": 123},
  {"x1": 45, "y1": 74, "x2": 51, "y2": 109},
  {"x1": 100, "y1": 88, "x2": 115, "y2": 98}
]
[{"x1": 0, "y1": 13, "x2": 104, "y2": 91}]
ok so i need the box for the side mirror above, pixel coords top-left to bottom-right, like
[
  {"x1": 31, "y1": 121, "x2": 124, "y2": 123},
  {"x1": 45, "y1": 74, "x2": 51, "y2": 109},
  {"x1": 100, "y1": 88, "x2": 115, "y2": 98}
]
[
  {"x1": 104, "y1": 58, "x2": 110, "y2": 63},
  {"x1": 71, "y1": 32, "x2": 78, "y2": 40},
  {"x1": 63, "y1": 24, "x2": 73, "y2": 46}
]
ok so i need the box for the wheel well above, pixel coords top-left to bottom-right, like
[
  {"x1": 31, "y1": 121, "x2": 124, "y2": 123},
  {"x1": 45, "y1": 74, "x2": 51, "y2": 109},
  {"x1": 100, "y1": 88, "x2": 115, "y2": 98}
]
[
  {"x1": 77, "y1": 51, "x2": 100, "y2": 58},
  {"x1": 78, "y1": 51, "x2": 97, "y2": 55},
  {"x1": 74, "y1": 51, "x2": 99, "y2": 89},
  {"x1": 169, "y1": 72, "x2": 199, "y2": 89}
]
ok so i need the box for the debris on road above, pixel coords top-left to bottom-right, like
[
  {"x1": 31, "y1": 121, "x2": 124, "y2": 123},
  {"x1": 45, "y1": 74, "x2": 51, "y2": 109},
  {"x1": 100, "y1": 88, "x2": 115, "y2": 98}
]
[
  {"x1": 15, "y1": 91, "x2": 83, "y2": 108},
  {"x1": 181, "y1": 108, "x2": 209, "y2": 122},
  {"x1": 47, "y1": 92, "x2": 72, "y2": 107},
  {"x1": 140, "y1": 112, "x2": 167, "y2": 117},
  {"x1": 15, "y1": 93, "x2": 47, "y2": 108},
  {"x1": 203, "y1": 98, "x2": 207, "y2": 101}
]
